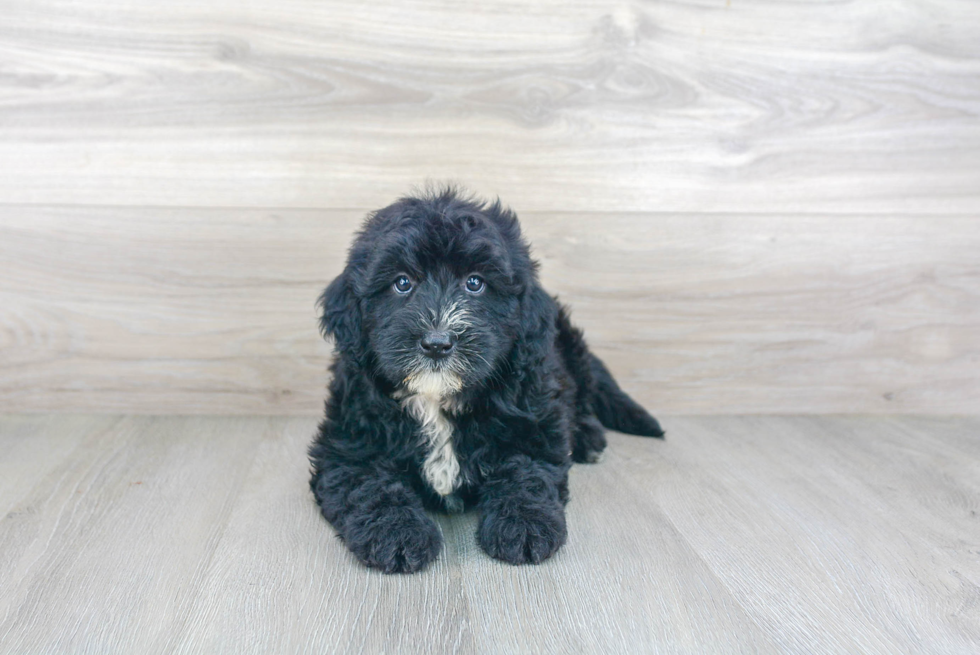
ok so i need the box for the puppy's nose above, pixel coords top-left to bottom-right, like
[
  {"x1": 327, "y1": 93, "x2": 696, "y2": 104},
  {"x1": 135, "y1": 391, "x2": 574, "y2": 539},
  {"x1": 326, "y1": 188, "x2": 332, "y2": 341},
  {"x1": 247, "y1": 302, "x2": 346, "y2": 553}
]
[{"x1": 420, "y1": 331, "x2": 456, "y2": 360}]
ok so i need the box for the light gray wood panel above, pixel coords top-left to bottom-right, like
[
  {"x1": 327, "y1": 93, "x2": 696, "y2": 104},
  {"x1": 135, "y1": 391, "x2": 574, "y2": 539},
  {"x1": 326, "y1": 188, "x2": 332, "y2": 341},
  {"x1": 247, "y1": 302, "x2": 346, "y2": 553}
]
[
  {"x1": 169, "y1": 417, "x2": 476, "y2": 655},
  {"x1": 525, "y1": 212, "x2": 980, "y2": 415},
  {"x1": 458, "y1": 456, "x2": 778, "y2": 654},
  {"x1": 2, "y1": 206, "x2": 978, "y2": 414},
  {"x1": 0, "y1": 415, "x2": 269, "y2": 653},
  {"x1": 0, "y1": 0, "x2": 978, "y2": 212},
  {"x1": 1, "y1": 415, "x2": 978, "y2": 653},
  {"x1": 651, "y1": 416, "x2": 980, "y2": 653},
  {"x1": 0, "y1": 414, "x2": 123, "y2": 627},
  {"x1": 0, "y1": 206, "x2": 344, "y2": 414},
  {"x1": 173, "y1": 419, "x2": 778, "y2": 655},
  {"x1": 0, "y1": 415, "x2": 113, "y2": 520}
]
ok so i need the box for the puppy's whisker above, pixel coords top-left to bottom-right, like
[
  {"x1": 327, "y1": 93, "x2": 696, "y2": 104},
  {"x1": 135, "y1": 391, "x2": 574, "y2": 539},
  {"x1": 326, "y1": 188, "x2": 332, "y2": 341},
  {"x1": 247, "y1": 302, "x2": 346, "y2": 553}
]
[
  {"x1": 471, "y1": 352, "x2": 493, "y2": 371},
  {"x1": 454, "y1": 345, "x2": 490, "y2": 369}
]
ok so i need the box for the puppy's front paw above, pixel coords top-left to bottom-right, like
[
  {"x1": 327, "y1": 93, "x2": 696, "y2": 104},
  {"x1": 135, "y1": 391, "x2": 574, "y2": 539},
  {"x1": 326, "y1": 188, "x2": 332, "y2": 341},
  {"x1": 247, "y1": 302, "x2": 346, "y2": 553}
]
[
  {"x1": 478, "y1": 505, "x2": 567, "y2": 565},
  {"x1": 344, "y1": 507, "x2": 442, "y2": 574}
]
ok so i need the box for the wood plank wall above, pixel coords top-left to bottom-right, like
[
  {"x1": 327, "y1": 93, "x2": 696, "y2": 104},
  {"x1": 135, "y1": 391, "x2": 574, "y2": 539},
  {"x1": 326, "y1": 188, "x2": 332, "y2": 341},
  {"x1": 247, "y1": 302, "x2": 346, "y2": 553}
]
[{"x1": 1, "y1": 0, "x2": 978, "y2": 414}]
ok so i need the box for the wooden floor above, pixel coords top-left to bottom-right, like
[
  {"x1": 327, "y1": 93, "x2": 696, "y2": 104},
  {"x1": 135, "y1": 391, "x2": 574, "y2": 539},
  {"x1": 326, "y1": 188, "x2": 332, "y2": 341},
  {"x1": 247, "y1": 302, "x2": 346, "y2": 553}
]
[{"x1": 1, "y1": 415, "x2": 977, "y2": 654}]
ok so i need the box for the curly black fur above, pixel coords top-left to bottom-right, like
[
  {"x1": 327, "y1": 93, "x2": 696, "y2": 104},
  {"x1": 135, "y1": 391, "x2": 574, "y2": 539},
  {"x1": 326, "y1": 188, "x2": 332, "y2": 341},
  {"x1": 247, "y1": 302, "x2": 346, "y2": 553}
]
[{"x1": 309, "y1": 187, "x2": 663, "y2": 573}]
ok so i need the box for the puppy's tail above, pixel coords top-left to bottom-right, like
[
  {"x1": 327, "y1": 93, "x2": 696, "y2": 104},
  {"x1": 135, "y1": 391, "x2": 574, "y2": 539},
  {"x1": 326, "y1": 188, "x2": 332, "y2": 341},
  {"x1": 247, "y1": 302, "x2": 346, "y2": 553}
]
[
  {"x1": 554, "y1": 301, "x2": 664, "y2": 438},
  {"x1": 589, "y1": 354, "x2": 665, "y2": 438}
]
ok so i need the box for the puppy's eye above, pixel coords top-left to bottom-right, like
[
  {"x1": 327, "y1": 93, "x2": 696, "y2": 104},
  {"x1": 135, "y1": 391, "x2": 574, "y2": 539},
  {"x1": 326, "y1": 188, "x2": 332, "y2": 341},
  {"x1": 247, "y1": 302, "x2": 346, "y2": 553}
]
[
  {"x1": 393, "y1": 275, "x2": 413, "y2": 294},
  {"x1": 464, "y1": 275, "x2": 485, "y2": 294}
]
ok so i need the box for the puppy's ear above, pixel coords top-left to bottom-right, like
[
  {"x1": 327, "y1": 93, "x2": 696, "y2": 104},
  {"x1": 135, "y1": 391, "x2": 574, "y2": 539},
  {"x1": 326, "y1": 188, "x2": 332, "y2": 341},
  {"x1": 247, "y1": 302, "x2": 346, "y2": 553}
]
[
  {"x1": 317, "y1": 271, "x2": 362, "y2": 356},
  {"x1": 516, "y1": 281, "x2": 557, "y2": 356}
]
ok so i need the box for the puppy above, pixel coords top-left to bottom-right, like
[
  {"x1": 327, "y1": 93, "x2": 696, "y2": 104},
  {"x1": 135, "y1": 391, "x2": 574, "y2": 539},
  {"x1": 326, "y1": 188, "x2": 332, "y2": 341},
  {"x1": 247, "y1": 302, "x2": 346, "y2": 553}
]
[{"x1": 309, "y1": 187, "x2": 663, "y2": 573}]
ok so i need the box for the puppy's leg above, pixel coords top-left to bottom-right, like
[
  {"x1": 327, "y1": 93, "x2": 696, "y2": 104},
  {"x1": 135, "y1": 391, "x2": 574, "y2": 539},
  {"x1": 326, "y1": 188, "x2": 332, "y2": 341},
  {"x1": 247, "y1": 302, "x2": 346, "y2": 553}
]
[
  {"x1": 571, "y1": 413, "x2": 607, "y2": 463},
  {"x1": 311, "y1": 463, "x2": 441, "y2": 574},
  {"x1": 477, "y1": 455, "x2": 568, "y2": 565},
  {"x1": 554, "y1": 305, "x2": 607, "y2": 463}
]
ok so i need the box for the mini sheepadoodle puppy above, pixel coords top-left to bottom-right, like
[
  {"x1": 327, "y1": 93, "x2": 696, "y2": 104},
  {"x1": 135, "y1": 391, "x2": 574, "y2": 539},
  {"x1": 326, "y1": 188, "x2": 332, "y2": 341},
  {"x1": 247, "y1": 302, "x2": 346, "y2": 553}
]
[{"x1": 309, "y1": 187, "x2": 663, "y2": 573}]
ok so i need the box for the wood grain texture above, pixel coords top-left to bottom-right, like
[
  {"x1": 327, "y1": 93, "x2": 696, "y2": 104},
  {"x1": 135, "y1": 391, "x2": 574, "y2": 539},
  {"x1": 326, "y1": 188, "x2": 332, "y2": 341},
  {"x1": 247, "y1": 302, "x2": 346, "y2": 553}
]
[
  {"x1": 0, "y1": 206, "x2": 344, "y2": 414},
  {"x1": 0, "y1": 414, "x2": 977, "y2": 653},
  {"x1": 0, "y1": 0, "x2": 978, "y2": 212},
  {"x1": 2, "y1": 206, "x2": 978, "y2": 414},
  {"x1": 0, "y1": 415, "x2": 270, "y2": 653},
  {"x1": 653, "y1": 416, "x2": 980, "y2": 653}
]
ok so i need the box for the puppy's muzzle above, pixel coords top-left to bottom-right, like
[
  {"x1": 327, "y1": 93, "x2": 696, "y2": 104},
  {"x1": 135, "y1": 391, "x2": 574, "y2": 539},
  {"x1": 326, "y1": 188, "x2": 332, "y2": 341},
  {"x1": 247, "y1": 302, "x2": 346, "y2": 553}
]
[{"x1": 420, "y1": 330, "x2": 456, "y2": 360}]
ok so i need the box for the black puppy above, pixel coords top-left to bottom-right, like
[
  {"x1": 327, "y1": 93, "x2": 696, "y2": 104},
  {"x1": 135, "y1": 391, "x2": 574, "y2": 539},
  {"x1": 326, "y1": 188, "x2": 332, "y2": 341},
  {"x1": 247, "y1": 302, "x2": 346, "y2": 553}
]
[{"x1": 309, "y1": 187, "x2": 663, "y2": 573}]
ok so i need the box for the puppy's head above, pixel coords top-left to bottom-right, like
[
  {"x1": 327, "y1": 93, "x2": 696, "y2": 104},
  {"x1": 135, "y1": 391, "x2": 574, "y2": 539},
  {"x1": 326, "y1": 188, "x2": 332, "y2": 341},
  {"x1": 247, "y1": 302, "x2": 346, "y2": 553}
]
[{"x1": 319, "y1": 187, "x2": 541, "y2": 398}]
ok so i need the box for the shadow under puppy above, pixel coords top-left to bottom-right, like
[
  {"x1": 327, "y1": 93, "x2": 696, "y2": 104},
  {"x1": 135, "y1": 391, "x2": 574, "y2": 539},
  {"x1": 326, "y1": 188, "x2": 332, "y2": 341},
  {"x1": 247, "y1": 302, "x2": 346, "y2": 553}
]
[{"x1": 309, "y1": 188, "x2": 663, "y2": 573}]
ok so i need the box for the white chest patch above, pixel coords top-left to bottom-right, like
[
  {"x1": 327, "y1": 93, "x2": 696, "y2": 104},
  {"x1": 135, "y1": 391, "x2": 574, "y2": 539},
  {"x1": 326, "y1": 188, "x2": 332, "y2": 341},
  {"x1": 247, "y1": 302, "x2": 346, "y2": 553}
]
[{"x1": 400, "y1": 393, "x2": 460, "y2": 496}]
